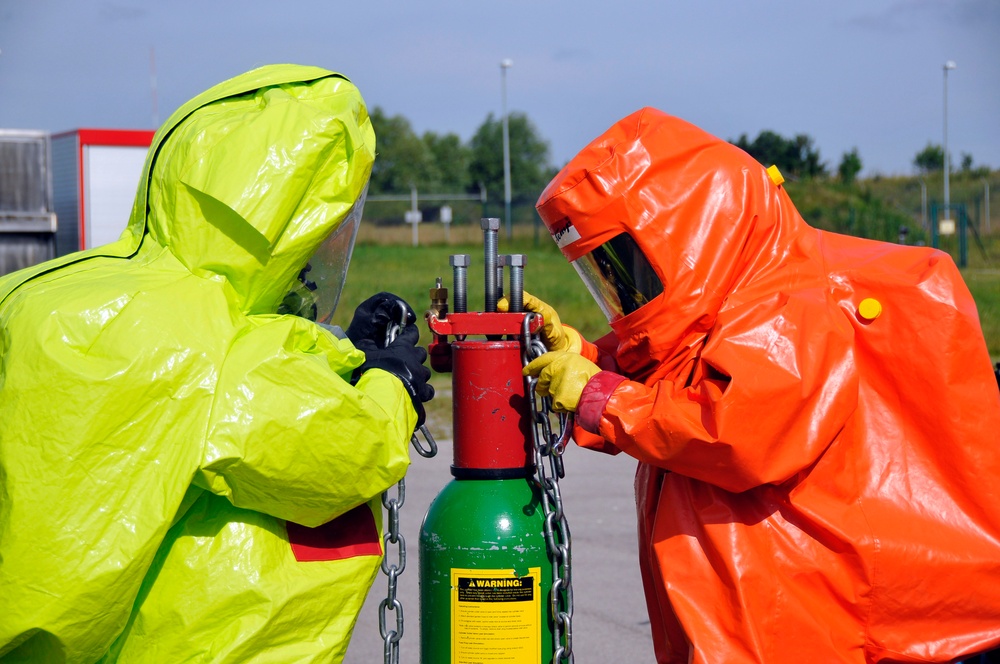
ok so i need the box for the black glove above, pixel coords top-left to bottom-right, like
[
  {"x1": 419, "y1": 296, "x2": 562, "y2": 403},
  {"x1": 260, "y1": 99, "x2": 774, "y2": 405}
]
[
  {"x1": 353, "y1": 323, "x2": 434, "y2": 426},
  {"x1": 346, "y1": 292, "x2": 416, "y2": 347}
]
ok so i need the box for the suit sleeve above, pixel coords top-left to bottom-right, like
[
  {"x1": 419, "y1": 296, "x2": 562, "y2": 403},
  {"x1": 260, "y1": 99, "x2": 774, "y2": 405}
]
[
  {"x1": 592, "y1": 289, "x2": 858, "y2": 492},
  {"x1": 196, "y1": 314, "x2": 415, "y2": 526}
]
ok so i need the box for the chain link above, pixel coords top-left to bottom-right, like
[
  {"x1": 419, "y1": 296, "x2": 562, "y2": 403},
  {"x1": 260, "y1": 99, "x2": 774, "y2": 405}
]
[
  {"x1": 379, "y1": 479, "x2": 406, "y2": 664},
  {"x1": 522, "y1": 314, "x2": 575, "y2": 664},
  {"x1": 379, "y1": 305, "x2": 437, "y2": 664},
  {"x1": 379, "y1": 427, "x2": 437, "y2": 664}
]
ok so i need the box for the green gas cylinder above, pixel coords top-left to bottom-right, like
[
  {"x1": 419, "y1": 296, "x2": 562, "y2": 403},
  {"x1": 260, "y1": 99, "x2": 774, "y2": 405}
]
[
  {"x1": 419, "y1": 477, "x2": 553, "y2": 663},
  {"x1": 421, "y1": 233, "x2": 559, "y2": 663}
]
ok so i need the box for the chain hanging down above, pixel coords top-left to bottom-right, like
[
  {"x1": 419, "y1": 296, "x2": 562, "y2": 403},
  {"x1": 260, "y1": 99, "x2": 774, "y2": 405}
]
[
  {"x1": 380, "y1": 310, "x2": 438, "y2": 664},
  {"x1": 522, "y1": 313, "x2": 575, "y2": 664}
]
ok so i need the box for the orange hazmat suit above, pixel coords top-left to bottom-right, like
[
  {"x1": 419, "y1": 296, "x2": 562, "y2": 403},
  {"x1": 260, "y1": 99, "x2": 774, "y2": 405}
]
[{"x1": 535, "y1": 108, "x2": 1000, "y2": 663}]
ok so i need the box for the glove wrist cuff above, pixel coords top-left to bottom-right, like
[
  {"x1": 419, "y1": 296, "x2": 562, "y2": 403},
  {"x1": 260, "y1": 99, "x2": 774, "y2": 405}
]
[
  {"x1": 562, "y1": 325, "x2": 584, "y2": 354},
  {"x1": 393, "y1": 374, "x2": 427, "y2": 428}
]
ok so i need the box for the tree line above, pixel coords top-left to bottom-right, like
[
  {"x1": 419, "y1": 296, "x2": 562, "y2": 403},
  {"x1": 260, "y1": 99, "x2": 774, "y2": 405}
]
[
  {"x1": 731, "y1": 133, "x2": 989, "y2": 185},
  {"x1": 367, "y1": 108, "x2": 556, "y2": 223},
  {"x1": 367, "y1": 107, "x2": 989, "y2": 222}
]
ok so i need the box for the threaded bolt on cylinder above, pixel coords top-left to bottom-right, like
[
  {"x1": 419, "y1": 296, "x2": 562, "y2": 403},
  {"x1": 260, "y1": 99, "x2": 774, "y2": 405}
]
[
  {"x1": 496, "y1": 255, "x2": 507, "y2": 304},
  {"x1": 507, "y1": 254, "x2": 526, "y2": 312},
  {"x1": 481, "y1": 217, "x2": 500, "y2": 312},
  {"x1": 450, "y1": 254, "x2": 470, "y2": 313}
]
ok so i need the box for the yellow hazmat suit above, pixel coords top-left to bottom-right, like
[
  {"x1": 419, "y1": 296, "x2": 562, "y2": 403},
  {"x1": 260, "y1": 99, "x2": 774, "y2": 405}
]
[{"x1": 0, "y1": 65, "x2": 414, "y2": 663}]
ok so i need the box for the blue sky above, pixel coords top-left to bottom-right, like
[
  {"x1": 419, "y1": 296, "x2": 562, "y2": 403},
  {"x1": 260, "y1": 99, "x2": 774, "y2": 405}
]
[{"x1": 1, "y1": 0, "x2": 997, "y2": 178}]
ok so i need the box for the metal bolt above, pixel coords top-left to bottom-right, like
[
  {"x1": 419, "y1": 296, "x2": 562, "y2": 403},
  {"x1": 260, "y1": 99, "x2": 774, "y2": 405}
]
[
  {"x1": 497, "y1": 255, "x2": 507, "y2": 303},
  {"x1": 449, "y1": 254, "x2": 470, "y2": 313},
  {"x1": 481, "y1": 218, "x2": 500, "y2": 312},
  {"x1": 507, "y1": 254, "x2": 526, "y2": 312}
]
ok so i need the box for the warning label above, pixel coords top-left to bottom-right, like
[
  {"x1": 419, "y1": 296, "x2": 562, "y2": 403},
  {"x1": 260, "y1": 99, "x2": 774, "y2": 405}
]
[
  {"x1": 457, "y1": 576, "x2": 534, "y2": 602},
  {"x1": 451, "y1": 567, "x2": 541, "y2": 664}
]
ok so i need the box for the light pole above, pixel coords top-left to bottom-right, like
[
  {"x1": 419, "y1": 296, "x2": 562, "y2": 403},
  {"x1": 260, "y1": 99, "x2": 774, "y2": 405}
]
[
  {"x1": 943, "y1": 60, "x2": 956, "y2": 222},
  {"x1": 919, "y1": 179, "x2": 927, "y2": 231},
  {"x1": 984, "y1": 178, "x2": 991, "y2": 234},
  {"x1": 501, "y1": 58, "x2": 513, "y2": 240}
]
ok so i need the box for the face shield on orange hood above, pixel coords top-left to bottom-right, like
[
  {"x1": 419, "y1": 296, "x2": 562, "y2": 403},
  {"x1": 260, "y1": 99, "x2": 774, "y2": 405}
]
[{"x1": 537, "y1": 108, "x2": 809, "y2": 379}]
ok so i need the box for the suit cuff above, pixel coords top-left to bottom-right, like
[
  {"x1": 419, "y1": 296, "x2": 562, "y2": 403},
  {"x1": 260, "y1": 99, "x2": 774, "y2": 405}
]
[{"x1": 576, "y1": 371, "x2": 627, "y2": 434}]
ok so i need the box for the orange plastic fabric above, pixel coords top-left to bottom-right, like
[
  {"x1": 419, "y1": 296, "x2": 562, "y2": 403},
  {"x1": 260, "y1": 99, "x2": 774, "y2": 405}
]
[{"x1": 536, "y1": 108, "x2": 1000, "y2": 663}]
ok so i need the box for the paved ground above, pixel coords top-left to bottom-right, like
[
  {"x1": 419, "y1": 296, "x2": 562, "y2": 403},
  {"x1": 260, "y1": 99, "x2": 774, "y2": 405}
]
[{"x1": 343, "y1": 431, "x2": 656, "y2": 663}]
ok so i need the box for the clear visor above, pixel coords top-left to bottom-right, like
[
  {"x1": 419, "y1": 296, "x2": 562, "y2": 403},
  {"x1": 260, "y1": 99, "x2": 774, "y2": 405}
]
[
  {"x1": 277, "y1": 185, "x2": 367, "y2": 323},
  {"x1": 571, "y1": 232, "x2": 664, "y2": 322}
]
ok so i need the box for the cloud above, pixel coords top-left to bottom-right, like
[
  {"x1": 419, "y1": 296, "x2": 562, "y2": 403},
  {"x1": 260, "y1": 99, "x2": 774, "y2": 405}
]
[
  {"x1": 952, "y1": 0, "x2": 1000, "y2": 26},
  {"x1": 848, "y1": 1, "x2": 936, "y2": 33},
  {"x1": 551, "y1": 47, "x2": 592, "y2": 63},
  {"x1": 848, "y1": 0, "x2": 999, "y2": 33},
  {"x1": 99, "y1": 3, "x2": 148, "y2": 21}
]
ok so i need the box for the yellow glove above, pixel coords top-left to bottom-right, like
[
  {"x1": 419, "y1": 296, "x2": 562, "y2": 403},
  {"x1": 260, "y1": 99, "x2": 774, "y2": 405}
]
[
  {"x1": 498, "y1": 290, "x2": 582, "y2": 353},
  {"x1": 523, "y1": 351, "x2": 601, "y2": 413}
]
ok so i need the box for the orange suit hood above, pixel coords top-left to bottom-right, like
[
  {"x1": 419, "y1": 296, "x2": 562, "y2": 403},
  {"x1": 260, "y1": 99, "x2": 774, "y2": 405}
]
[{"x1": 538, "y1": 108, "x2": 821, "y2": 380}]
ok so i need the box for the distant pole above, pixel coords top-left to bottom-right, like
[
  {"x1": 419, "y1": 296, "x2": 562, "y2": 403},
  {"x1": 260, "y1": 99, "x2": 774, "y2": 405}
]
[
  {"x1": 150, "y1": 46, "x2": 159, "y2": 128},
  {"x1": 984, "y1": 178, "x2": 991, "y2": 233},
  {"x1": 943, "y1": 60, "x2": 956, "y2": 220},
  {"x1": 410, "y1": 184, "x2": 419, "y2": 247},
  {"x1": 920, "y1": 179, "x2": 927, "y2": 231},
  {"x1": 501, "y1": 59, "x2": 513, "y2": 240}
]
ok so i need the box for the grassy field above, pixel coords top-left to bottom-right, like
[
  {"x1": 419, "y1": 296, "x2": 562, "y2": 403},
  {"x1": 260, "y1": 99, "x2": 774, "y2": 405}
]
[
  {"x1": 337, "y1": 221, "x2": 999, "y2": 437},
  {"x1": 332, "y1": 224, "x2": 607, "y2": 345},
  {"x1": 335, "y1": 221, "x2": 1000, "y2": 364}
]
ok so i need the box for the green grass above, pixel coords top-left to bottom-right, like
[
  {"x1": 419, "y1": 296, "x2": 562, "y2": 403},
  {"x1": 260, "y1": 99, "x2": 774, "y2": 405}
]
[
  {"x1": 335, "y1": 222, "x2": 1000, "y2": 368},
  {"x1": 331, "y1": 227, "x2": 607, "y2": 431},
  {"x1": 337, "y1": 223, "x2": 999, "y2": 438},
  {"x1": 332, "y1": 228, "x2": 607, "y2": 346},
  {"x1": 965, "y1": 268, "x2": 1000, "y2": 361}
]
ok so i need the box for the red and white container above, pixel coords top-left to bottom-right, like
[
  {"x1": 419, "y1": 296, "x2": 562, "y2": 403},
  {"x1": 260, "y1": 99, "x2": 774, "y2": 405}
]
[{"x1": 51, "y1": 128, "x2": 154, "y2": 255}]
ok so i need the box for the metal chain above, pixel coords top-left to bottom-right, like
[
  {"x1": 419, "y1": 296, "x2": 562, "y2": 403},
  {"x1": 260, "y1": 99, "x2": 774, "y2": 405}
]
[
  {"x1": 379, "y1": 425, "x2": 438, "y2": 664},
  {"x1": 379, "y1": 480, "x2": 405, "y2": 664},
  {"x1": 522, "y1": 314, "x2": 575, "y2": 664},
  {"x1": 379, "y1": 305, "x2": 438, "y2": 664}
]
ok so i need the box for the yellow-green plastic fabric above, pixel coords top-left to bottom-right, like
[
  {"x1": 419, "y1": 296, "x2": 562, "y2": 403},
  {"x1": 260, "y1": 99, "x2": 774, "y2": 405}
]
[{"x1": 0, "y1": 64, "x2": 414, "y2": 663}]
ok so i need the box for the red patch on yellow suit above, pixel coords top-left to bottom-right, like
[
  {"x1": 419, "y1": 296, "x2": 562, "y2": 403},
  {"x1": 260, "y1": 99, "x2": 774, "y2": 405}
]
[{"x1": 286, "y1": 504, "x2": 382, "y2": 562}]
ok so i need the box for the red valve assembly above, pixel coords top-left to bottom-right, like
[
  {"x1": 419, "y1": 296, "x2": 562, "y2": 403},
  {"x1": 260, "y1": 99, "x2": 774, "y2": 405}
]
[{"x1": 425, "y1": 218, "x2": 542, "y2": 478}]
